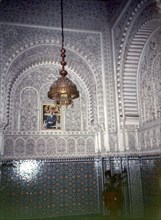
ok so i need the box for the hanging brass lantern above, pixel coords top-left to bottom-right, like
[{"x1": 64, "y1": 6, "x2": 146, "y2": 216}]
[{"x1": 48, "y1": 0, "x2": 79, "y2": 106}]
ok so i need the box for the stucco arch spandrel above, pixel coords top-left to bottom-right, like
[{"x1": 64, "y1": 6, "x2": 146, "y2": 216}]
[
  {"x1": 3, "y1": 45, "x2": 98, "y2": 129},
  {"x1": 4, "y1": 43, "x2": 98, "y2": 87}
]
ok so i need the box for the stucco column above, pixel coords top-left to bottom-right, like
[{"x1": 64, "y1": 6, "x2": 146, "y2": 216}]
[{"x1": 0, "y1": 122, "x2": 6, "y2": 156}]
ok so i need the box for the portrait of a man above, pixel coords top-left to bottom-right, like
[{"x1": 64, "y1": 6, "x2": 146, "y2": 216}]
[{"x1": 42, "y1": 104, "x2": 61, "y2": 130}]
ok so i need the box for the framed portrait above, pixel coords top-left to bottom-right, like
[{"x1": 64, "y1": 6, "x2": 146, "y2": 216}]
[{"x1": 42, "y1": 104, "x2": 61, "y2": 130}]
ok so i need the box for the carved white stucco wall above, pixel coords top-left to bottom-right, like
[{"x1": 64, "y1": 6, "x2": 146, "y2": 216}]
[
  {"x1": 138, "y1": 28, "x2": 161, "y2": 154},
  {"x1": 0, "y1": 0, "x2": 161, "y2": 159},
  {"x1": 112, "y1": 0, "x2": 161, "y2": 153}
]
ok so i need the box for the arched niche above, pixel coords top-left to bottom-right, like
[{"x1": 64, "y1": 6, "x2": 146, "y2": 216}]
[{"x1": 4, "y1": 44, "x2": 99, "y2": 132}]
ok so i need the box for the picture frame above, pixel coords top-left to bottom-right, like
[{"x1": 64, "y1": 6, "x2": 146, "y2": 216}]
[{"x1": 42, "y1": 103, "x2": 61, "y2": 130}]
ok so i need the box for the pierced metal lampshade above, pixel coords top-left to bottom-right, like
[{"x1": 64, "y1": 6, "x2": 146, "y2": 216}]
[
  {"x1": 48, "y1": 77, "x2": 79, "y2": 105},
  {"x1": 48, "y1": 64, "x2": 79, "y2": 105},
  {"x1": 48, "y1": 0, "x2": 79, "y2": 106}
]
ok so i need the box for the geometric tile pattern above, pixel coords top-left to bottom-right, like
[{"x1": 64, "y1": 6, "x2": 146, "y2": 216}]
[
  {"x1": 1, "y1": 156, "x2": 161, "y2": 219},
  {"x1": 1, "y1": 159, "x2": 100, "y2": 219},
  {"x1": 141, "y1": 157, "x2": 161, "y2": 219},
  {"x1": 102, "y1": 156, "x2": 161, "y2": 219}
]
